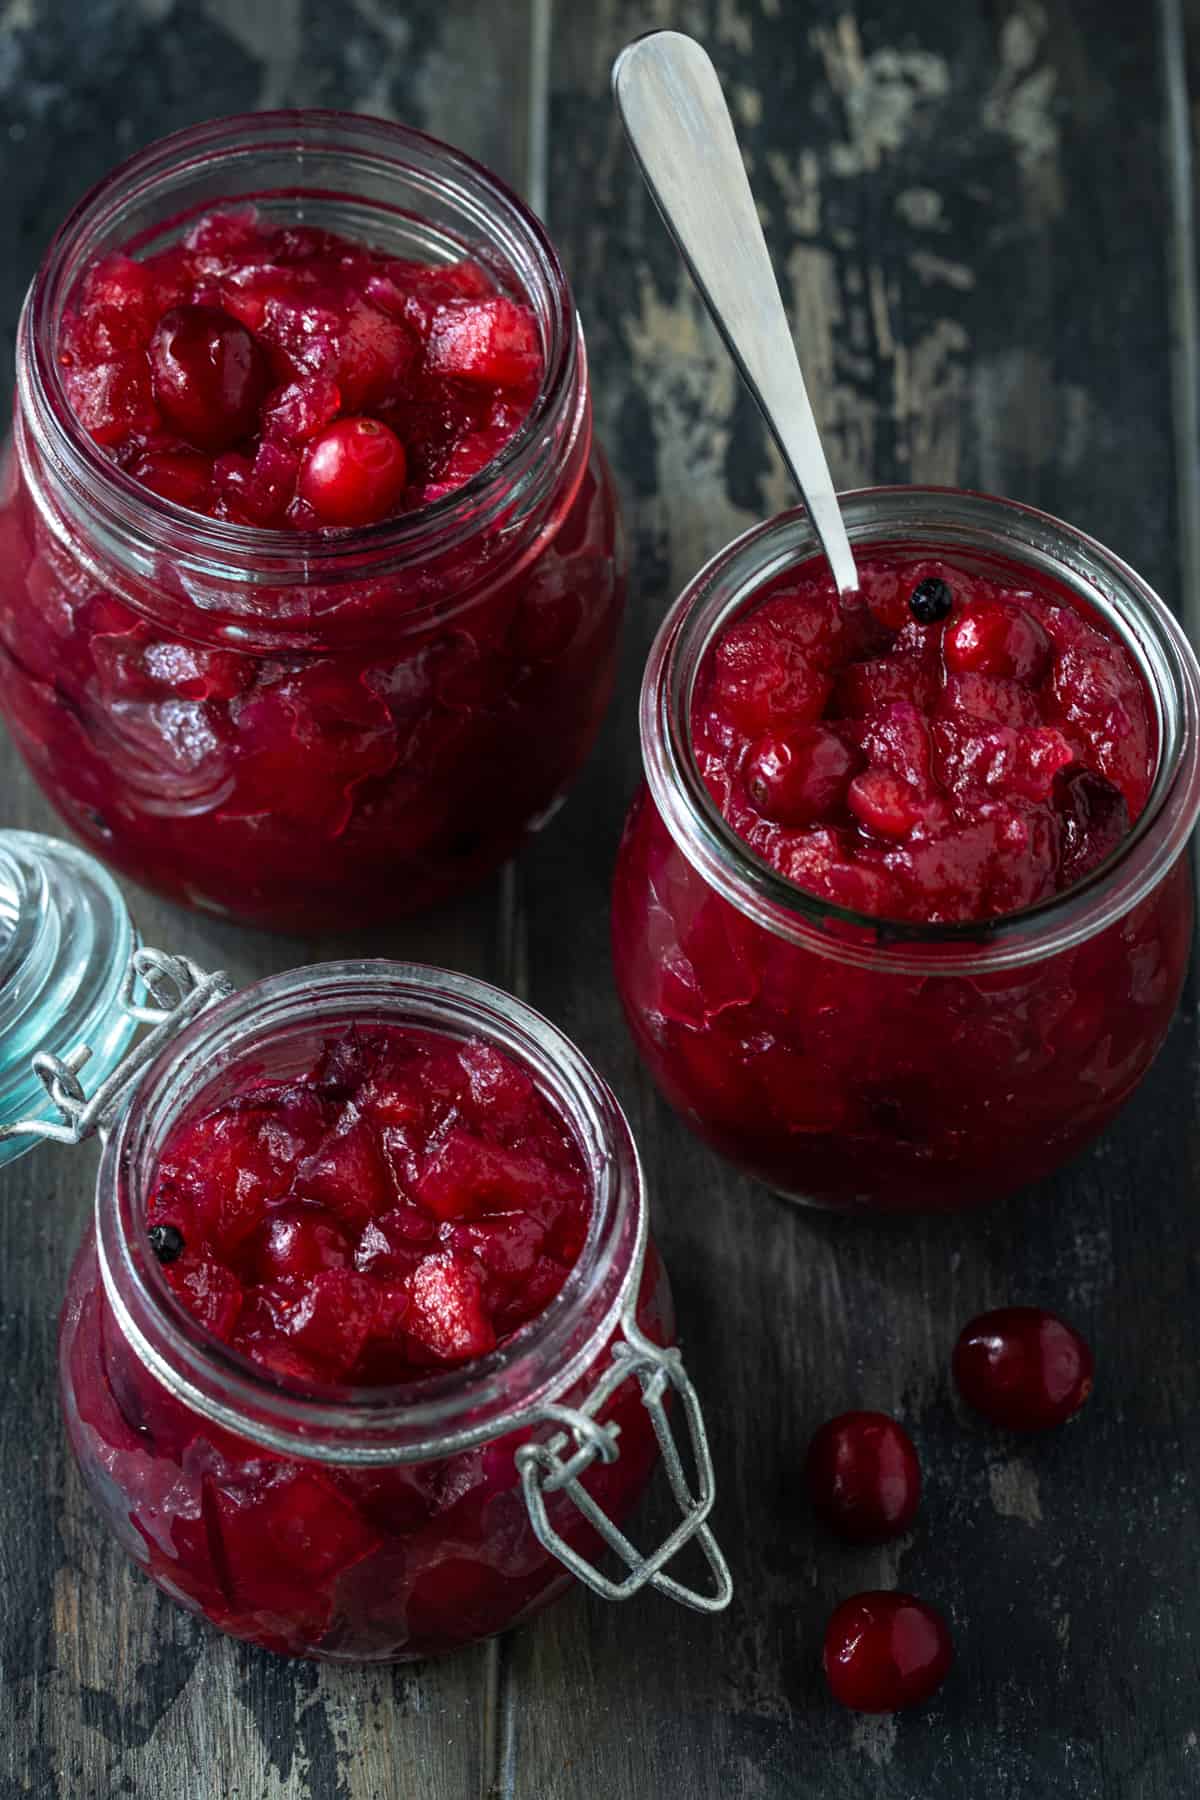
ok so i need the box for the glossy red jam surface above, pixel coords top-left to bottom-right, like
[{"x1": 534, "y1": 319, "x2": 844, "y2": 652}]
[
  {"x1": 613, "y1": 546, "x2": 1191, "y2": 1211},
  {"x1": 823, "y1": 1591, "x2": 953, "y2": 1712},
  {"x1": 693, "y1": 557, "x2": 1152, "y2": 923},
  {"x1": 146, "y1": 1023, "x2": 591, "y2": 1383},
  {"x1": 804, "y1": 1411, "x2": 920, "y2": 1542},
  {"x1": 59, "y1": 211, "x2": 542, "y2": 526},
  {"x1": 60, "y1": 1022, "x2": 669, "y2": 1660},
  {"x1": 0, "y1": 210, "x2": 623, "y2": 930},
  {"x1": 953, "y1": 1307, "x2": 1094, "y2": 1431}
]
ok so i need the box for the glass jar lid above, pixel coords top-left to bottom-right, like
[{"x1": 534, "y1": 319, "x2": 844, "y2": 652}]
[{"x1": 0, "y1": 831, "x2": 141, "y2": 1165}]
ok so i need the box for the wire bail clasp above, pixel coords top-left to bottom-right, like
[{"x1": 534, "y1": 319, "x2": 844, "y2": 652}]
[
  {"x1": 515, "y1": 1312, "x2": 732, "y2": 1613},
  {"x1": 0, "y1": 948, "x2": 234, "y2": 1149}
]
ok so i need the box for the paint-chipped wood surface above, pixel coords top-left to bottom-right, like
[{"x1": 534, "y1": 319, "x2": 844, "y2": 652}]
[{"x1": 2, "y1": 2, "x2": 1199, "y2": 1796}]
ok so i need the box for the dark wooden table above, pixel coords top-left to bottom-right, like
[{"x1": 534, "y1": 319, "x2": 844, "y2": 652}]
[{"x1": 4, "y1": 2, "x2": 1200, "y2": 1795}]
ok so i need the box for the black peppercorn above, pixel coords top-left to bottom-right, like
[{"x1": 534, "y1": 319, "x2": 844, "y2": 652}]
[
  {"x1": 148, "y1": 1223, "x2": 186, "y2": 1265},
  {"x1": 909, "y1": 576, "x2": 954, "y2": 624}
]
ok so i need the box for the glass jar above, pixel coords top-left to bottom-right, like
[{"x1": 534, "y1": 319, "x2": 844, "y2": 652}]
[
  {"x1": 2, "y1": 858, "x2": 728, "y2": 1662},
  {"x1": 0, "y1": 113, "x2": 624, "y2": 931},
  {"x1": 613, "y1": 489, "x2": 1200, "y2": 1214}
]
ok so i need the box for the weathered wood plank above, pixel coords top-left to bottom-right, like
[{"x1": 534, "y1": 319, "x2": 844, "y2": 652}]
[
  {"x1": 506, "y1": 3, "x2": 1200, "y2": 1798},
  {"x1": 0, "y1": 3, "x2": 535, "y2": 1797}
]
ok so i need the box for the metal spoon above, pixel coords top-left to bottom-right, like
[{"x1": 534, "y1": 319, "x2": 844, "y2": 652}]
[{"x1": 613, "y1": 30, "x2": 859, "y2": 596}]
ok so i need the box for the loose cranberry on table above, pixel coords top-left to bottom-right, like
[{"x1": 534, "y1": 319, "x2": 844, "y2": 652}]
[
  {"x1": 823, "y1": 1591, "x2": 953, "y2": 1712},
  {"x1": 804, "y1": 1411, "x2": 920, "y2": 1542},
  {"x1": 953, "y1": 1307, "x2": 1094, "y2": 1431}
]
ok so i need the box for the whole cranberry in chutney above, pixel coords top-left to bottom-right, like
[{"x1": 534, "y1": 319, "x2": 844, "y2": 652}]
[
  {"x1": 744, "y1": 725, "x2": 862, "y2": 826},
  {"x1": 611, "y1": 507, "x2": 1194, "y2": 1216},
  {"x1": 823, "y1": 1591, "x2": 953, "y2": 1712},
  {"x1": 298, "y1": 417, "x2": 409, "y2": 527},
  {"x1": 805, "y1": 1411, "x2": 920, "y2": 1542},
  {"x1": 148, "y1": 304, "x2": 271, "y2": 451},
  {"x1": 953, "y1": 1307, "x2": 1094, "y2": 1431}
]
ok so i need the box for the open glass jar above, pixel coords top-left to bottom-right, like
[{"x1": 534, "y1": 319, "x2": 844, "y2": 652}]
[
  {"x1": 2, "y1": 839, "x2": 728, "y2": 1662},
  {"x1": 0, "y1": 113, "x2": 624, "y2": 931},
  {"x1": 612, "y1": 490, "x2": 1200, "y2": 1214}
]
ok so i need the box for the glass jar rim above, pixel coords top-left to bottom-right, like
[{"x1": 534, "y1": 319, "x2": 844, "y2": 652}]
[
  {"x1": 95, "y1": 959, "x2": 644, "y2": 1463},
  {"x1": 20, "y1": 109, "x2": 579, "y2": 603},
  {"x1": 641, "y1": 486, "x2": 1200, "y2": 976}
]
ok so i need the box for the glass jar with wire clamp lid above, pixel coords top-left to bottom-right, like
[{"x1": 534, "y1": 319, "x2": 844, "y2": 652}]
[{"x1": 0, "y1": 829, "x2": 730, "y2": 1661}]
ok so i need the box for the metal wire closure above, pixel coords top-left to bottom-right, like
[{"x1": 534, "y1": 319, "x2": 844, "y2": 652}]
[
  {"x1": 515, "y1": 1309, "x2": 732, "y2": 1612},
  {"x1": 0, "y1": 948, "x2": 234, "y2": 1148}
]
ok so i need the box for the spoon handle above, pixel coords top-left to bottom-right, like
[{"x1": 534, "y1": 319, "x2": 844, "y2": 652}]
[{"x1": 613, "y1": 30, "x2": 859, "y2": 596}]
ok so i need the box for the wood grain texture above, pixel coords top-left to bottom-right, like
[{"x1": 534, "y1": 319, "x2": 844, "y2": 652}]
[{"x1": 1, "y1": 1, "x2": 1199, "y2": 1797}]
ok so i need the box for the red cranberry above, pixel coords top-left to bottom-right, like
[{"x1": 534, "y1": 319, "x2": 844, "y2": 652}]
[
  {"x1": 745, "y1": 726, "x2": 859, "y2": 825},
  {"x1": 1053, "y1": 765, "x2": 1130, "y2": 888},
  {"x1": 297, "y1": 417, "x2": 409, "y2": 526},
  {"x1": 149, "y1": 305, "x2": 270, "y2": 451},
  {"x1": 953, "y1": 1306, "x2": 1094, "y2": 1430},
  {"x1": 943, "y1": 600, "x2": 1052, "y2": 684},
  {"x1": 804, "y1": 1411, "x2": 920, "y2": 1542},
  {"x1": 823, "y1": 1591, "x2": 952, "y2": 1712}
]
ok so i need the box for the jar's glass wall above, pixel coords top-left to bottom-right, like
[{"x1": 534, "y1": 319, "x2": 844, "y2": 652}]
[{"x1": 614, "y1": 788, "x2": 1193, "y2": 1211}]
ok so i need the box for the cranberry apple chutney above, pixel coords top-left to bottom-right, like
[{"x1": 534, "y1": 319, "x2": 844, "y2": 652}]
[
  {"x1": 693, "y1": 561, "x2": 1150, "y2": 922},
  {"x1": 0, "y1": 115, "x2": 624, "y2": 930},
  {"x1": 58, "y1": 214, "x2": 543, "y2": 527},
  {"x1": 58, "y1": 962, "x2": 727, "y2": 1662},
  {"x1": 613, "y1": 491, "x2": 1200, "y2": 1213},
  {"x1": 145, "y1": 1023, "x2": 594, "y2": 1384}
]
